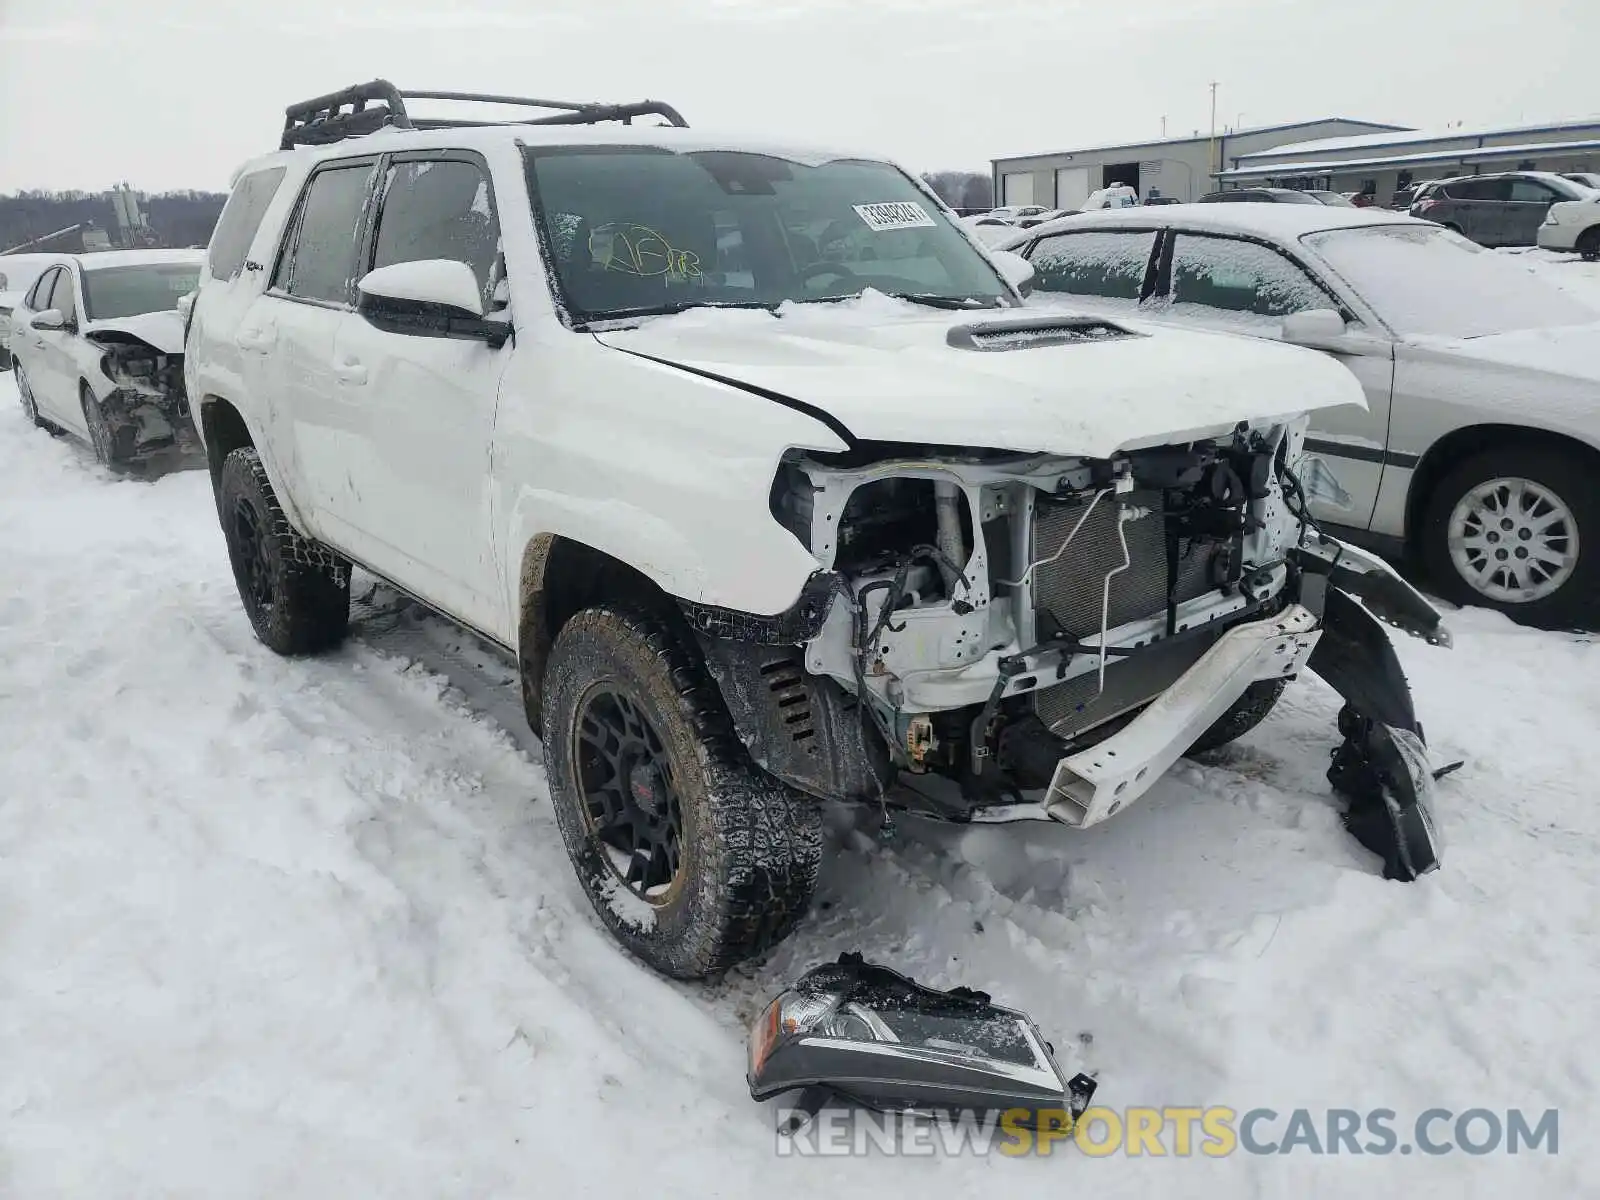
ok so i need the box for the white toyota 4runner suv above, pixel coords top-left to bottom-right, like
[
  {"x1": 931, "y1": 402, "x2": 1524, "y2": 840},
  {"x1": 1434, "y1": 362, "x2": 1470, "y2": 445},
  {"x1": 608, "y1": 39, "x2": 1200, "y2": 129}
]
[{"x1": 187, "y1": 83, "x2": 1450, "y2": 978}]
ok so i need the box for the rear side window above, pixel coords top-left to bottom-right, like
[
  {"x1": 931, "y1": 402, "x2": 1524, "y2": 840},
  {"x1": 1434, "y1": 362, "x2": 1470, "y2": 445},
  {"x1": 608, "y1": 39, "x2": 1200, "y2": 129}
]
[
  {"x1": 370, "y1": 158, "x2": 501, "y2": 308},
  {"x1": 1446, "y1": 178, "x2": 1510, "y2": 202},
  {"x1": 273, "y1": 162, "x2": 376, "y2": 304},
  {"x1": 1508, "y1": 179, "x2": 1559, "y2": 203},
  {"x1": 1026, "y1": 230, "x2": 1156, "y2": 302},
  {"x1": 1169, "y1": 234, "x2": 1332, "y2": 322},
  {"x1": 209, "y1": 166, "x2": 287, "y2": 281}
]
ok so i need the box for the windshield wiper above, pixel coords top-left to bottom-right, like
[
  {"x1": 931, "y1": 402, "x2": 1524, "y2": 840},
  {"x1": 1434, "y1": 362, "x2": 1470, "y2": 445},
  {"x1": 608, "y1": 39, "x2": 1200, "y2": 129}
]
[
  {"x1": 574, "y1": 299, "x2": 775, "y2": 329},
  {"x1": 888, "y1": 293, "x2": 1003, "y2": 311}
]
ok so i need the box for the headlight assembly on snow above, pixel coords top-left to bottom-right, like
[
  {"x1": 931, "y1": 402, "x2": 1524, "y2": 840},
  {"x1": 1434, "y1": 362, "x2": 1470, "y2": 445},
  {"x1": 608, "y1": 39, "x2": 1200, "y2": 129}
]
[{"x1": 748, "y1": 953, "x2": 1095, "y2": 1132}]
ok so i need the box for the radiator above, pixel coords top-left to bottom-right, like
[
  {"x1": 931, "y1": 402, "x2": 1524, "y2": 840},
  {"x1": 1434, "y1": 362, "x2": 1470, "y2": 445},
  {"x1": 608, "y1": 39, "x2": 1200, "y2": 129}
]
[{"x1": 1030, "y1": 490, "x2": 1223, "y2": 740}]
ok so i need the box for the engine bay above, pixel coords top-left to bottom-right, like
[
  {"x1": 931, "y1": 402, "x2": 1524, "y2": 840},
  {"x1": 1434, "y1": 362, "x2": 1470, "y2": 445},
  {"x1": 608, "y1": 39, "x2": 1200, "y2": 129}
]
[{"x1": 739, "y1": 419, "x2": 1314, "y2": 818}]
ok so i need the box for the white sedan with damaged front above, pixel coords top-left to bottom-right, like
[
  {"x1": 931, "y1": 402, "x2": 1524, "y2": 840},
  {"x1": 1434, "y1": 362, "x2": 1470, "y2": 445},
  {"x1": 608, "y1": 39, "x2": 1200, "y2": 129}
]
[{"x1": 8, "y1": 249, "x2": 202, "y2": 466}]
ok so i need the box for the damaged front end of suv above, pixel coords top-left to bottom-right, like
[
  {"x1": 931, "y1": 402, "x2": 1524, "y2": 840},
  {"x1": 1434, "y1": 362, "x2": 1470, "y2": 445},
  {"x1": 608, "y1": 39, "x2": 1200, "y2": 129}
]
[{"x1": 689, "y1": 416, "x2": 1448, "y2": 882}]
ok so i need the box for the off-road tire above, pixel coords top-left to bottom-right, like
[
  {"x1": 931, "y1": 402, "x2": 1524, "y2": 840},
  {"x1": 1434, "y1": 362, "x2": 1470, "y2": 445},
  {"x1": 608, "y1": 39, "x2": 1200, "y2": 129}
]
[
  {"x1": 80, "y1": 383, "x2": 136, "y2": 466},
  {"x1": 1578, "y1": 227, "x2": 1600, "y2": 263},
  {"x1": 1186, "y1": 678, "x2": 1289, "y2": 756},
  {"x1": 1419, "y1": 445, "x2": 1600, "y2": 630},
  {"x1": 217, "y1": 447, "x2": 350, "y2": 655},
  {"x1": 542, "y1": 606, "x2": 823, "y2": 979}
]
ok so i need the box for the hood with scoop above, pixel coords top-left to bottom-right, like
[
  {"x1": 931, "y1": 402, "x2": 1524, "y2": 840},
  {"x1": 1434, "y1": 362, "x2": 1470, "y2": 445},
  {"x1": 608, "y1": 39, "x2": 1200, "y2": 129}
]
[{"x1": 597, "y1": 301, "x2": 1365, "y2": 458}]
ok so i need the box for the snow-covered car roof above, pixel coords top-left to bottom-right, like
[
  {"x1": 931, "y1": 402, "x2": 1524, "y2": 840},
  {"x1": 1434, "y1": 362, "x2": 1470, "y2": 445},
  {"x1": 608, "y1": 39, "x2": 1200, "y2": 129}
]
[
  {"x1": 999, "y1": 202, "x2": 1424, "y2": 249},
  {"x1": 232, "y1": 123, "x2": 893, "y2": 185},
  {"x1": 69, "y1": 249, "x2": 206, "y2": 271},
  {"x1": 0, "y1": 253, "x2": 69, "y2": 292}
]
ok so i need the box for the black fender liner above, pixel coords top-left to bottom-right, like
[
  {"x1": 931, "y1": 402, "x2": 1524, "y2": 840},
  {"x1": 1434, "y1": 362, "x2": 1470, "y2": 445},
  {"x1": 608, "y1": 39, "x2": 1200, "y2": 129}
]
[
  {"x1": 1308, "y1": 587, "x2": 1420, "y2": 736},
  {"x1": 1309, "y1": 587, "x2": 1441, "y2": 881}
]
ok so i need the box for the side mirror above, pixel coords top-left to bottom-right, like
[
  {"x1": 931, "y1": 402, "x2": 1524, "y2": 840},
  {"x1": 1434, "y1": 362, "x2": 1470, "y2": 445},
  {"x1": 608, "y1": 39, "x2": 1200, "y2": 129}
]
[
  {"x1": 356, "y1": 259, "x2": 509, "y2": 346},
  {"x1": 30, "y1": 309, "x2": 68, "y2": 332},
  {"x1": 1281, "y1": 308, "x2": 1349, "y2": 347},
  {"x1": 990, "y1": 248, "x2": 1037, "y2": 297}
]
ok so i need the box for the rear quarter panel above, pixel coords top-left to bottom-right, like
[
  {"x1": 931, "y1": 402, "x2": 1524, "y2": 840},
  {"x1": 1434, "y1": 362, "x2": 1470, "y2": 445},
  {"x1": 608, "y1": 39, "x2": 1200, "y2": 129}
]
[{"x1": 187, "y1": 161, "x2": 310, "y2": 527}]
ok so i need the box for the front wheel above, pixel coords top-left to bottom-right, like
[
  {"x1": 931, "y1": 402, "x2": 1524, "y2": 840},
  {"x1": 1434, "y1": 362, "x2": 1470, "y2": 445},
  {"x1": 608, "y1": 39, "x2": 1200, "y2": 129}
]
[
  {"x1": 81, "y1": 383, "x2": 135, "y2": 466},
  {"x1": 217, "y1": 447, "x2": 350, "y2": 655},
  {"x1": 1420, "y1": 446, "x2": 1599, "y2": 629},
  {"x1": 1186, "y1": 678, "x2": 1288, "y2": 756},
  {"x1": 541, "y1": 606, "x2": 822, "y2": 979}
]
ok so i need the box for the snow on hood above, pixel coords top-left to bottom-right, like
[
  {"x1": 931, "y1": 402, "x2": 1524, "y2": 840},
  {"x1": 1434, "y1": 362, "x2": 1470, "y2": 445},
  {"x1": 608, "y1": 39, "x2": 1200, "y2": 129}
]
[
  {"x1": 82, "y1": 310, "x2": 185, "y2": 356},
  {"x1": 1416, "y1": 322, "x2": 1600, "y2": 385},
  {"x1": 595, "y1": 292, "x2": 1365, "y2": 458}
]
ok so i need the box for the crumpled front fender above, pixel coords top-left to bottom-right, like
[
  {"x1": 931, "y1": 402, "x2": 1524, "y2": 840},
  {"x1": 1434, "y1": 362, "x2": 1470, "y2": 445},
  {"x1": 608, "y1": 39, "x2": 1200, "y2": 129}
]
[
  {"x1": 1293, "y1": 536, "x2": 1447, "y2": 881},
  {"x1": 1292, "y1": 534, "x2": 1451, "y2": 648}
]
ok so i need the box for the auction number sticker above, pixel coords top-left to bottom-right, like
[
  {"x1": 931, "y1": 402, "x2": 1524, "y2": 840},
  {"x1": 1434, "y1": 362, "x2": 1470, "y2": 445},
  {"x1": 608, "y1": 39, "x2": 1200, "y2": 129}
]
[{"x1": 853, "y1": 201, "x2": 937, "y2": 231}]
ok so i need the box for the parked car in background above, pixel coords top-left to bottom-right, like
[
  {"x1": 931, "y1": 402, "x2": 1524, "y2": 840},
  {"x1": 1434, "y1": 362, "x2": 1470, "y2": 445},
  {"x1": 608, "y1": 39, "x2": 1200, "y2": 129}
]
[
  {"x1": 1200, "y1": 188, "x2": 1323, "y2": 205},
  {"x1": 1538, "y1": 189, "x2": 1600, "y2": 260},
  {"x1": 1014, "y1": 208, "x2": 1079, "y2": 228},
  {"x1": 0, "y1": 253, "x2": 68, "y2": 371},
  {"x1": 958, "y1": 214, "x2": 1024, "y2": 245},
  {"x1": 1389, "y1": 179, "x2": 1458, "y2": 210},
  {"x1": 1409, "y1": 171, "x2": 1593, "y2": 246},
  {"x1": 8, "y1": 249, "x2": 202, "y2": 464},
  {"x1": 1081, "y1": 184, "x2": 1139, "y2": 210},
  {"x1": 1560, "y1": 172, "x2": 1600, "y2": 191},
  {"x1": 1306, "y1": 191, "x2": 1357, "y2": 207},
  {"x1": 988, "y1": 204, "x2": 1049, "y2": 221},
  {"x1": 1001, "y1": 204, "x2": 1600, "y2": 628}
]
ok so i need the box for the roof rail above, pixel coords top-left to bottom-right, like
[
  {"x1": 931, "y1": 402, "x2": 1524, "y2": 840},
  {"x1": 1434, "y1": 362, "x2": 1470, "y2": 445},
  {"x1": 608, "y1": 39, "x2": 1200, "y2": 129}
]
[{"x1": 280, "y1": 79, "x2": 689, "y2": 150}]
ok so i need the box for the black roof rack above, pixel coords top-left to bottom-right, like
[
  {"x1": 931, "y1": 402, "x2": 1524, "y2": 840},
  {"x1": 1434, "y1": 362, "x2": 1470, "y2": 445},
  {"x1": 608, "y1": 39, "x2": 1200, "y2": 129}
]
[{"x1": 280, "y1": 79, "x2": 688, "y2": 150}]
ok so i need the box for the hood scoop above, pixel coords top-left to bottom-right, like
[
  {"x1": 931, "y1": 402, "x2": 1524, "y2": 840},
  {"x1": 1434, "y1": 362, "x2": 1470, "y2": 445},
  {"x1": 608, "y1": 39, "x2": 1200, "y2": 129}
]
[{"x1": 947, "y1": 314, "x2": 1144, "y2": 353}]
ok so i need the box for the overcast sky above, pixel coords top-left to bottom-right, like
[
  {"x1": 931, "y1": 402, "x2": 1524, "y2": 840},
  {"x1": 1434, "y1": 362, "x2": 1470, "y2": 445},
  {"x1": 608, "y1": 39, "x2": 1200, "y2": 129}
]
[{"x1": 1, "y1": 0, "x2": 1595, "y2": 193}]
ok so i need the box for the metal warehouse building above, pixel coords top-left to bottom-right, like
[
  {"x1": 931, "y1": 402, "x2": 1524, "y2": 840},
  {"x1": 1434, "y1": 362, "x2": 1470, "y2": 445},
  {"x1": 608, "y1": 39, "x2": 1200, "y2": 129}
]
[
  {"x1": 1217, "y1": 117, "x2": 1600, "y2": 197},
  {"x1": 991, "y1": 118, "x2": 1404, "y2": 208},
  {"x1": 994, "y1": 115, "x2": 1600, "y2": 208}
]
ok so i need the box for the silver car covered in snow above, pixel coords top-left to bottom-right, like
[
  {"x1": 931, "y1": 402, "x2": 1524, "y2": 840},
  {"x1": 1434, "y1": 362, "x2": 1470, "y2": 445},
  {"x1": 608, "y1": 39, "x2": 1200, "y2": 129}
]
[{"x1": 1002, "y1": 205, "x2": 1600, "y2": 628}]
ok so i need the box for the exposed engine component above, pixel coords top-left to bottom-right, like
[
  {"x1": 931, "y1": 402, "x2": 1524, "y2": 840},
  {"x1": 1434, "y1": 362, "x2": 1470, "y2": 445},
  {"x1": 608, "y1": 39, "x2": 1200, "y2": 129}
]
[
  {"x1": 704, "y1": 419, "x2": 1450, "y2": 884},
  {"x1": 86, "y1": 331, "x2": 196, "y2": 458}
]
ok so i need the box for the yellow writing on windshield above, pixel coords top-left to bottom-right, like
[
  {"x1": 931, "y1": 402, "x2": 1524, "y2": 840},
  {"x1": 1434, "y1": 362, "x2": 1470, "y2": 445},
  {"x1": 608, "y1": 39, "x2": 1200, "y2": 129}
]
[{"x1": 592, "y1": 223, "x2": 703, "y2": 282}]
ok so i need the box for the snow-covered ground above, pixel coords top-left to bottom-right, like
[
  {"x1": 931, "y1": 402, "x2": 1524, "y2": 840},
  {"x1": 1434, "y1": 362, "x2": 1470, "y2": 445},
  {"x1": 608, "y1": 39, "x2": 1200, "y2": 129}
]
[{"x1": 4, "y1": 262, "x2": 1600, "y2": 1198}]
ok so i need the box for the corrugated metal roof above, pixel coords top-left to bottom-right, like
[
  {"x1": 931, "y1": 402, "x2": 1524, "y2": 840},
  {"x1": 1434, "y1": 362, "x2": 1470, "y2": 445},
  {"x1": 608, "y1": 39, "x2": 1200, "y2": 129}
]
[
  {"x1": 1237, "y1": 117, "x2": 1600, "y2": 161},
  {"x1": 992, "y1": 118, "x2": 1406, "y2": 166},
  {"x1": 1219, "y1": 138, "x2": 1600, "y2": 179}
]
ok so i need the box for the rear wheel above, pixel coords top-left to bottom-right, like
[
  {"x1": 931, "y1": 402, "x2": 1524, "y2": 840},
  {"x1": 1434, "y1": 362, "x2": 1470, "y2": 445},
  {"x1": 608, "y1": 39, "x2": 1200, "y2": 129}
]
[
  {"x1": 541, "y1": 606, "x2": 822, "y2": 979},
  {"x1": 1578, "y1": 227, "x2": 1600, "y2": 262},
  {"x1": 14, "y1": 365, "x2": 46, "y2": 428},
  {"x1": 1420, "y1": 445, "x2": 1599, "y2": 629},
  {"x1": 217, "y1": 447, "x2": 350, "y2": 655}
]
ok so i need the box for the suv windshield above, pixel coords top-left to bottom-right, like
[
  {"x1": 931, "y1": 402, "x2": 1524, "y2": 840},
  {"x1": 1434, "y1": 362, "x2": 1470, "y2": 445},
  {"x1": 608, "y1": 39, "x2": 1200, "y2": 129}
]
[
  {"x1": 523, "y1": 147, "x2": 1010, "y2": 323},
  {"x1": 81, "y1": 264, "x2": 200, "y2": 321},
  {"x1": 1304, "y1": 224, "x2": 1596, "y2": 338}
]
